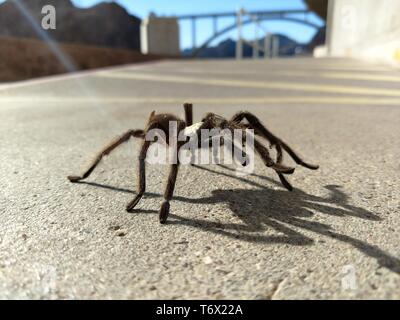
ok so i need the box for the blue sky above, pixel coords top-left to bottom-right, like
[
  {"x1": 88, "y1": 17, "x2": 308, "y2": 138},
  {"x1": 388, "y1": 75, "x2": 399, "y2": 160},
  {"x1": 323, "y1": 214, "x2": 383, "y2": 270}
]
[{"x1": 1, "y1": 0, "x2": 324, "y2": 49}]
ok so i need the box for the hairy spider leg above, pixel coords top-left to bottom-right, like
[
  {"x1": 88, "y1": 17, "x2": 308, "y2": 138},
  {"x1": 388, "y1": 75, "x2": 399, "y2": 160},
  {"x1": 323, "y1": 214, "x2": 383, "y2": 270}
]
[
  {"x1": 67, "y1": 129, "x2": 144, "y2": 183},
  {"x1": 200, "y1": 113, "x2": 294, "y2": 172},
  {"x1": 253, "y1": 139, "x2": 295, "y2": 175},
  {"x1": 231, "y1": 111, "x2": 319, "y2": 170},
  {"x1": 275, "y1": 144, "x2": 293, "y2": 191},
  {"x1": 126, "y1": 138, "x2": 152, "y2": 212},
  {"x1": 184, "y1": 103, "x2": 193, "y2": 126},
  {"x1": 159, "y1": 162, "x2": 180, "y2": 224},
  {"x1": 127, "y1": 118, "x2": 185, "y2": 224}
]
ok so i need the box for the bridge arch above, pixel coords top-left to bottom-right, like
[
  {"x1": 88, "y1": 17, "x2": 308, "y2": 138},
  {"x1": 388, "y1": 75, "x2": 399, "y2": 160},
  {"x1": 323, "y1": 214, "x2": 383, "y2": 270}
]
[{"x1": 192, "y1": 16, "x2": 321, "y2": 57}]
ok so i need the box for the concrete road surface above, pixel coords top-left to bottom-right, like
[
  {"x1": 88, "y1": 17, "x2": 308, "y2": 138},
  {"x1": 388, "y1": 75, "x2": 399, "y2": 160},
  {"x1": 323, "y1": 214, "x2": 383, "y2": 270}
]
[{"x1": 0, "y1": 58, "x2": 399, "y2": 299}]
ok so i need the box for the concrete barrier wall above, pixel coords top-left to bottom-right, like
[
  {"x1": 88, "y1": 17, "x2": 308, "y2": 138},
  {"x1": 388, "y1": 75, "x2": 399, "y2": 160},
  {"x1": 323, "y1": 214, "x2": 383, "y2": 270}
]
[
  {"x1": 141, "y1": 16, "x2": 180, "y2": 57},
  {"x1": 325, "y1": 0, "x2": 400, "y2": 65}
]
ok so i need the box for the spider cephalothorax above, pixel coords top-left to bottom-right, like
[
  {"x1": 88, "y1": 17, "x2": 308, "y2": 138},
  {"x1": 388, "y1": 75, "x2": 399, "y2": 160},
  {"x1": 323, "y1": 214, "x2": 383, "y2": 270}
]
[{"x1": 68, "y1": 103, "x2": 319, "y2": 224}]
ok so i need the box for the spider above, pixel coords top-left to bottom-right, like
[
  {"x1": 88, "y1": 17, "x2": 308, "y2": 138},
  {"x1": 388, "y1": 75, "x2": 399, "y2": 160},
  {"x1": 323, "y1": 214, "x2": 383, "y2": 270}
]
[{"x1": 68, "y1": 103, "x2": 319, "y2": 224}]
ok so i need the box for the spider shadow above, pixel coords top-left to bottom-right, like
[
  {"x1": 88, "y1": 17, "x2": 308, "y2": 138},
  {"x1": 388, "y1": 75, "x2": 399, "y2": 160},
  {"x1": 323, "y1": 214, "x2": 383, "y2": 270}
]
[
  {"x1": 77, "y1": 165, "x2": 400, "y2": 274},
  {"x1": 171, "y1": 164, "x2": 399, "y2": 274},
  {"x1": 75, "y1": 181, "x2": 160, "y2": 214}
]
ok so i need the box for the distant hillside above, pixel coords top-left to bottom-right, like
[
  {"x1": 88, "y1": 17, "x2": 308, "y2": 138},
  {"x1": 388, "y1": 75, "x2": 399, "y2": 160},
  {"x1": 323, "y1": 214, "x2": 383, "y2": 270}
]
[
  {"x1": 183, "y1": 34, "x2": 307, "y2": 58},
  {"x1": 304, "y1": 0, "x2": 328, "y2": 20},
  {"x1": 183, "y1": 39, "x2": 252, "y2": 59},
  {"x1": 0, "y1": 0, "x2": 141, "y2": 50},
  {"x1": 0, "y1": 36, "x2": 160, "y2": 82}
]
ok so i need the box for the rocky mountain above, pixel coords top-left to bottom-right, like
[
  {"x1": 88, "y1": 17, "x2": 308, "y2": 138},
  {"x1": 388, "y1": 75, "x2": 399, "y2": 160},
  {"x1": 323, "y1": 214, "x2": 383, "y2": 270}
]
[
  {"x1": 304, "y1": 0, "x2": 328, "y2": 20},
  {"x1": 183, "y1": 39, "x2": 251, "y2": 59},
  {"x1": 183, "y1": 34, "x2": 305, "y2": 58},
  {"x1": 0, "y1": 0, "x2": 141, "y2": 50}
]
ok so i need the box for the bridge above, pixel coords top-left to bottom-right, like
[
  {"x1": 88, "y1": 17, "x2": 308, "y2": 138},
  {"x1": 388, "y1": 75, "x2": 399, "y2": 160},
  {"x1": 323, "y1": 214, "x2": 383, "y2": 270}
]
[{"x1": 173, "y1": 9, "x2": 323, "y2": 57}]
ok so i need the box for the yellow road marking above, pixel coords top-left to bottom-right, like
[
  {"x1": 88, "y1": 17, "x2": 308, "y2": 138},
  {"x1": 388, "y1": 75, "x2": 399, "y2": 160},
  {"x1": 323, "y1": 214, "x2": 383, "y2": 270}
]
[
  {"x1": 97, "y1": 72, "x2": 400, "y2": 97},
  {"x1": 177, "y1": 63, "x2": 391, "y2": 73},
  {"x1": 1, "y1": 96, "x2": 400, "y2": 106},
  {"x1": 320, "y1": 72, "x2": 400, "y2": 82},
  {"x1": 394, "y1": 49, "x2": 400, "y2": 62},
  {"x1": 290, "y1": 65, "x2": 390, "y2": 72},
  {"x1": 164, "y1": 69, "x2": 400, "y2": 83}
]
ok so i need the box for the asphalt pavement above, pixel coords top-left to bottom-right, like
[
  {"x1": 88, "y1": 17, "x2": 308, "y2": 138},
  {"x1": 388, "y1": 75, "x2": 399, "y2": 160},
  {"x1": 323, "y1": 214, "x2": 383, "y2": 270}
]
[{"x1": 0, "y1": 58, "x2": 399, "y2": 299}]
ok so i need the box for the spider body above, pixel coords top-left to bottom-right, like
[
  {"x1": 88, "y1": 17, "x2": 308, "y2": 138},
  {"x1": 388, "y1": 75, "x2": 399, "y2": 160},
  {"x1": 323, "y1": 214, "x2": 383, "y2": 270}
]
[{"x1": 68, "y1": 103, "x2": 319, "y2": 224}]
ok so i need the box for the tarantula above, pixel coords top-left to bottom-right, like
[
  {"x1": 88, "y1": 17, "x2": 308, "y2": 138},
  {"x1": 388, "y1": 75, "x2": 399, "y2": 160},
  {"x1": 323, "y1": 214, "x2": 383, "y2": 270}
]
[{"x1": 68, "y1": 103, "x2": 319, "y2": 224}]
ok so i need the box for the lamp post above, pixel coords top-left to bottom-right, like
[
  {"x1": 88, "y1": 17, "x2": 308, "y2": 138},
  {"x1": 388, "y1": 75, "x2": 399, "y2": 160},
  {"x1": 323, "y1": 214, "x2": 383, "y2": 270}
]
[{"x1": 236, "y1": 8, "x2": 245, "y2": 60}]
